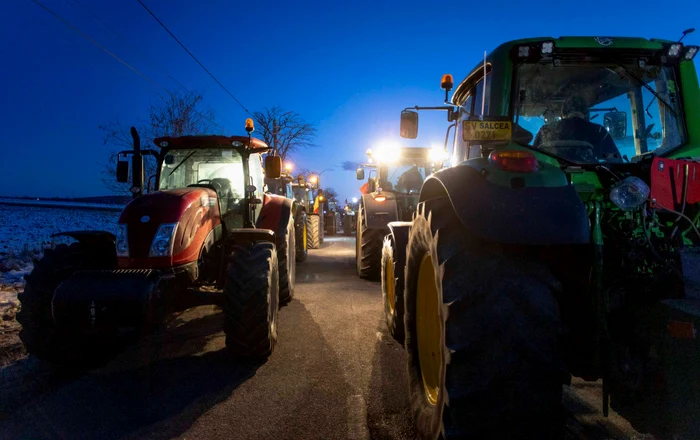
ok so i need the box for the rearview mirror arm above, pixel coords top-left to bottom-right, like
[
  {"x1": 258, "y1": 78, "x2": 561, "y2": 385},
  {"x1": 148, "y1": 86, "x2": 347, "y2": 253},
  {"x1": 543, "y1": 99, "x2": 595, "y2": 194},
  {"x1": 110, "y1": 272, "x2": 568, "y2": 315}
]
[{"x1": 405, "y1": 105, "x2": 459, "y2": 122}]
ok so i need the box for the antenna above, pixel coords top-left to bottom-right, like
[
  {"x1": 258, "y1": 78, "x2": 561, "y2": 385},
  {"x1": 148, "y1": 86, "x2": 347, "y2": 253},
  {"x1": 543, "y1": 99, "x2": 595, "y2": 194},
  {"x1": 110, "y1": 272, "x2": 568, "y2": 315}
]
[
  {"x1": 679, "y1": 28, "x2": 695, "y2": 42},
  {"x1": 481, "y1": 51, "x2": 487, "y2": 118}
]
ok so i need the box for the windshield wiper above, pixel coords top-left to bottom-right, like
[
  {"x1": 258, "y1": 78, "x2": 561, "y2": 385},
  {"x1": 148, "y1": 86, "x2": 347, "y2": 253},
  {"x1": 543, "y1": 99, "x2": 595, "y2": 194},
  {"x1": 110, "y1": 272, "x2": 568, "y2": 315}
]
[
  {"x1": 168, "y1": 149, "x2": 196, "y2": 177},
  {"x1": 606, "y1": 58, "x2": 677, "y2": 118}
]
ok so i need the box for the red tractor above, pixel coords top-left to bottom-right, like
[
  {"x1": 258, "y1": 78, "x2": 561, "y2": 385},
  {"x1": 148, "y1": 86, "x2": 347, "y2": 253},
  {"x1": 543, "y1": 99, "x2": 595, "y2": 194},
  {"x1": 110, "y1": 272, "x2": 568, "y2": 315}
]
[{"x1": 17, "y1": 121, "x2": 296, "y2": 364}]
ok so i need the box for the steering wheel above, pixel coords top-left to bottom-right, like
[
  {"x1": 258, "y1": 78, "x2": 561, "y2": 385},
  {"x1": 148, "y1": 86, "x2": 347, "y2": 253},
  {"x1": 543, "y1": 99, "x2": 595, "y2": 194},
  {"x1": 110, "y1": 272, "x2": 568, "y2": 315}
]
[{"x1": 197, "y1": 179, "x2": 212, "y2": 184}]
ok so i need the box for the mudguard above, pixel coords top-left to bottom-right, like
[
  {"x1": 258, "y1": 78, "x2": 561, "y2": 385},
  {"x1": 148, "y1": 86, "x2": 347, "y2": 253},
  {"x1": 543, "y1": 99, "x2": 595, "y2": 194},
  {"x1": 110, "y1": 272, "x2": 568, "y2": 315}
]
[
  {"x1": 256, "y1": 193, "x2": 294, "y2": 239},
  {"x1": 387, "y1": 221, "x2": 412, "y2": 271},
  {"x1": 361, "y1": 193, "x2": 399, "y2": 230},
  {"x1": 420, "y1": 166, "x2": 590, "y2": 245},
  {"x1": 228, "y1": 229, "x2": 276, "y2": 245}
]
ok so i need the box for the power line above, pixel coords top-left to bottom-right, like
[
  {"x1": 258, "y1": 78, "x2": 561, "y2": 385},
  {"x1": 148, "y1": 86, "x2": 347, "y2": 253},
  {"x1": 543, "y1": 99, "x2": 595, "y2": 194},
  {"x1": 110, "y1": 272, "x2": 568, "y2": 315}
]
[
  {"x1": 135, "y1": 0, "x2": 252, "y2": 115},
  {"x1": 28, "y1": 0, "x2": 161, "y2": 88},
  {"x1": 66, "y1": 0, "x2": 230, "y2": 132}
]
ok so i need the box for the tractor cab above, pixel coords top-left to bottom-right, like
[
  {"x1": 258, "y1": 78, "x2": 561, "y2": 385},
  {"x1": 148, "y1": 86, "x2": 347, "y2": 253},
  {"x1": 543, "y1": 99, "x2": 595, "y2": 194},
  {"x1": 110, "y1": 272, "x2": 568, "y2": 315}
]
[{"x1": 154, "y1": 135, "x2": 270, "y2": 232}]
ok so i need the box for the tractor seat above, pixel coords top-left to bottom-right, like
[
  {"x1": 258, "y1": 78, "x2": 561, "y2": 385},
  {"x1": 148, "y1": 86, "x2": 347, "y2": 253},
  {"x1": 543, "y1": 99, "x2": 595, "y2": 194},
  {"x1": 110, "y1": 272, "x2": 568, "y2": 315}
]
[{"x1": 188, "y1": 178, "x2": 235, "y2": 213}]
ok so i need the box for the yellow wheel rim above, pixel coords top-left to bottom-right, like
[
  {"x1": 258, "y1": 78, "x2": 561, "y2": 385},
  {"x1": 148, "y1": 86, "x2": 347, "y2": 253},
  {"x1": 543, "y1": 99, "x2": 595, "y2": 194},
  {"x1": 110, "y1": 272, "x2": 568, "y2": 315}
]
[
  {"x1": 303, "y1": 221, "x2": 307, "y2": 250},
  {"x1": 385, "y1": 255, "x2": 395, "y2": 315},
  {"x1": 416, "y1": 253, "x2": 441, "y2": 406}
]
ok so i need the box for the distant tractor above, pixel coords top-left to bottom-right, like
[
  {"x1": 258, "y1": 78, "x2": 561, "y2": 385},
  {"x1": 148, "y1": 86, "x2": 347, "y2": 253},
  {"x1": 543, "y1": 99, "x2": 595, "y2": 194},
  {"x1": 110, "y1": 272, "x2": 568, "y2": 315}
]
[
  {"x1": 324, "y1": 201, "x2": 338, "y2": 236},
  {"x1": 291, "y1": 175, "x2": 325, "y2": 249},
  {"x1": 17, "y1": 120, "x2": 297, "y2": 364},
  {"x1": 265, "y1": 167, "x2": 308, "y2": 263},
  {"x1": 355, "y1": 146, "x2": 445, "y2": 280}
]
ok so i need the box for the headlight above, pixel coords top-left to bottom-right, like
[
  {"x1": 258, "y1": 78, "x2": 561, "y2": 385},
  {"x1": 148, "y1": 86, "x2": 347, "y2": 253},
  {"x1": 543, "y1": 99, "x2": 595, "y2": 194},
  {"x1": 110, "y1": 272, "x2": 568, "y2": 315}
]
[
  {"x1": 610, "y1": 176, "x2": 650, "y2": 211},
  {"x1": 116, "y1": 224, "x2": 129, "y2": 257},
  {"x1": 149, "y1": 223, "x2": 178, "y2": 257}
]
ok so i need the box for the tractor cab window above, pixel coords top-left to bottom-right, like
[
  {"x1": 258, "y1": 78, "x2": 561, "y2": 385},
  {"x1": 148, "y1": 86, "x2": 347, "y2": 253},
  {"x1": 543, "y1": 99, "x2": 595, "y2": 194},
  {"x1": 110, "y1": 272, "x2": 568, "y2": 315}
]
[
  {"x1": 383, "y1": 164, "x2": 428, "y2": 194},
  {"x1": 514, "y1": 61, "x2": 686, "y2": 163},
  {"x1": 159, "y1": 148, "x2": 246, "y2": 207}
]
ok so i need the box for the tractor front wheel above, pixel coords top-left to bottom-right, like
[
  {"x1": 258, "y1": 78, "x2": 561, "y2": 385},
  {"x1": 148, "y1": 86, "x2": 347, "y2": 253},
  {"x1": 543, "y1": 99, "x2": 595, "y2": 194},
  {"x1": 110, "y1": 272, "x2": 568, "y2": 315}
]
[
  {"x1": 18, "y1": 243, "x2": 104, "y2": 365},
  {"x1": 277, "y1": 215, "x2": 296, "y2": 304},
  {"x1": 356, "y1": 203, "x2": 383, "y2": 280},
  {"x1": 223, "y1": 241, "x2": 279, "y2": 358},
  {"x1": 295, "y1": 210, "x2": 308, "y2": 263},
  {"x1": 307, "y1": 214, "x2": 321, "y2": 249},
  {"x1": 381, "y1": 236, "x2": 405, "y2": 343},
  {"x1": 404, "y1": 199, "x2": 564, "y2": 439}
]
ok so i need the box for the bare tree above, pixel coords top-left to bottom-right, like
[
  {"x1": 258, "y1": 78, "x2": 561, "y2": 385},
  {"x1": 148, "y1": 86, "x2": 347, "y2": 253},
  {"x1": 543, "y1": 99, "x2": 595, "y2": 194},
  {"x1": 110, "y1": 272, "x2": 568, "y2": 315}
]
[
  {"x1": 323, "y1": 187, "x2": 339, "y2": 203},
  {"x1": 252, "y1": 106, "x2": 316, "y2": 160},
  {"x1": 100, "y1": 90, "x2": 220, "y2": 194}
]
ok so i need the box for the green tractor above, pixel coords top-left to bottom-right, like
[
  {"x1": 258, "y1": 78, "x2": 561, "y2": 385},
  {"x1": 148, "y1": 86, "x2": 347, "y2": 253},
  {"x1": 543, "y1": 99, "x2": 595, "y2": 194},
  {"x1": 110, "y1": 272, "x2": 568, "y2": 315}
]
[
  {"x1": 385, "y1": 35, "x2": 700, "y2": 438},
  {"x1": 291, "y1": 175, "x2": 325, "y2": 249},
  {"x1": 355, "y1": 146, "x2": 445, "y2": 280}
]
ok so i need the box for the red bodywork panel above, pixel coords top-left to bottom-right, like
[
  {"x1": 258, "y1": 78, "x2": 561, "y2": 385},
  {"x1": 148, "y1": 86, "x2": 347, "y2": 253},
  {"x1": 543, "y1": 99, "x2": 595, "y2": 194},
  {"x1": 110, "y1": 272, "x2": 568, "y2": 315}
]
[
  {"x1": 650, "y1": 158, "x2": 700, "y2": 211},
  {"x1": 256, "y1": 193, "x2": 287, "y2": 235},
  {"x1": 117, "y1": 188, "x2": 220, "y2": 269},
  {"x1": 153, "y1": 135, "x2": 269, "y2": 152}
]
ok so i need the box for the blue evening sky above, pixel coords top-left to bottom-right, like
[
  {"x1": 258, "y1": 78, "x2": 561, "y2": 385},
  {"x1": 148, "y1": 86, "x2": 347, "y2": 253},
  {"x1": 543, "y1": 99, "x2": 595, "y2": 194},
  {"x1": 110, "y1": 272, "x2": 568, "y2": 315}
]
[{"x1": 0, "y1": 0, "x2": 698, "y2": 201}]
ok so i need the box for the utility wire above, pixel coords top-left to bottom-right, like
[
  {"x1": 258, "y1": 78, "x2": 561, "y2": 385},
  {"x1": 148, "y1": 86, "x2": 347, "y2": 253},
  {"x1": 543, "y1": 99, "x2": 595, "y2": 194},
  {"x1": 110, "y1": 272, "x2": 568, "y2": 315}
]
[
  {"x1": 67, "y1": 0, "x2": 229, "y2": 133},
  {"x1": 28, "y1": 0, "x2": 162, "y2": 88},
  {"x1": 135, "y1": 0, "x2": 252, "y2": 115}
]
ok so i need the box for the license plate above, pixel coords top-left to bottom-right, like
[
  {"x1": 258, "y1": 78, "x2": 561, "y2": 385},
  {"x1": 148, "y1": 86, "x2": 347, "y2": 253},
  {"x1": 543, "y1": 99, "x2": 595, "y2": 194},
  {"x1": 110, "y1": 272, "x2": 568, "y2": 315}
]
[{"x1": 462, "y1": 121, "x2": 512, "y2": 141}]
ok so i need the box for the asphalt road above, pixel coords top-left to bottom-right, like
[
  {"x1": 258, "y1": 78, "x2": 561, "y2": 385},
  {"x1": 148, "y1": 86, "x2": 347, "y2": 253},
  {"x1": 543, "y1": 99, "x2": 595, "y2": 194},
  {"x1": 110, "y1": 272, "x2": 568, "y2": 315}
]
[{"x1": 0, "y1": 237, "x2": 656, "y2": 439}]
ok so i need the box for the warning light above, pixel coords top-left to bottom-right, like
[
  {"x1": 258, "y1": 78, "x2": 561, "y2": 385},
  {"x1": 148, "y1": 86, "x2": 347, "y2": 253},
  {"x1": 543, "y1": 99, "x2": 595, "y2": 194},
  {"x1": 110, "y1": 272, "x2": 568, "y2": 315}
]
[
  {"x1": 245, "y1": 118, "x2": 255, "y2": 133},
  {"x1": 374, "y1": 195, "x2": 386, "y2": 202},
  {"x1": 284, "y1": 162, "x2": 293, "y2": 172},
  {"x1": 440, "y1": 74, "x2": 454, "y2": 91}
]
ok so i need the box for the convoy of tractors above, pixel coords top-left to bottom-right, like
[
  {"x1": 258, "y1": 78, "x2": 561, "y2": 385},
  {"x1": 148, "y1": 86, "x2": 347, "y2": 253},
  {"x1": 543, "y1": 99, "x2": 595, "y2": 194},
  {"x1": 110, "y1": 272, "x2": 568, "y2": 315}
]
[{"x1": 15, "y1": 34, "x2": 700, "y2": 438}]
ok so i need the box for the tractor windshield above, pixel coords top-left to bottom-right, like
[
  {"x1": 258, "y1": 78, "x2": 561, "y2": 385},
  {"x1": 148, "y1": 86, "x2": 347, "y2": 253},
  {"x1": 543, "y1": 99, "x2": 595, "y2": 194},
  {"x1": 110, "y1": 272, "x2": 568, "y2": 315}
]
[
  {"x1": 514, "y1": 60, "x2": 686, "y2": 163},
  {"x1": 159, "y1": 148, "x2": 245, "y2": 196},
  {"x1": 383, "y1": 164, "x2": 429, "y2": 194}
]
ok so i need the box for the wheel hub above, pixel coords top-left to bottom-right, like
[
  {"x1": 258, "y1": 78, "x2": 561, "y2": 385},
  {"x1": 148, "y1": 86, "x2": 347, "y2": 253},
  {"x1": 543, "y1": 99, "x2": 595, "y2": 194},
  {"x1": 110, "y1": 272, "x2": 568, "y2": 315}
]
[{"x1": 416, "y1": 253, "x2": 441, "y2": 406}]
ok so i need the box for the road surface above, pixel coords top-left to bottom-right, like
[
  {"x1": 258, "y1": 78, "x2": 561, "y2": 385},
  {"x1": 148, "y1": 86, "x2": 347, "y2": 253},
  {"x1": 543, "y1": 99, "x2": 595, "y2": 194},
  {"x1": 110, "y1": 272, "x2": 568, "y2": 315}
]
[{"x1": 0, "y1": 237, "x2": 655, "y2": 439}]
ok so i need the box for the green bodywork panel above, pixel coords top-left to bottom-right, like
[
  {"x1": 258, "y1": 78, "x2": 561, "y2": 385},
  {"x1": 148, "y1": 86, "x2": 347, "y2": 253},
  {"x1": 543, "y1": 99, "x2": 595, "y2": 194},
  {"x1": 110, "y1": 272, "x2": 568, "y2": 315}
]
[{"x1": 670, "y1": 61, "x2": 700, "y2": 159}]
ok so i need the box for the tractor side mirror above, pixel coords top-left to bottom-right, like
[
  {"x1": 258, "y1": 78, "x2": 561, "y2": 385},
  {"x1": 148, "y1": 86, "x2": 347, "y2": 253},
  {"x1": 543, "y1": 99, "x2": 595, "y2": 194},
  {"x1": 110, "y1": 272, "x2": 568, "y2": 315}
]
[
  {"x1": 603, "y1": 111, "x2": 627, "y2": 140},
  {"x1": 400, "y1": 110, "x2": 419, "y2": 139},
  {"x1": 264, "y1": 155, "x2": 282, "y2": 179},
  {"x1": 356, "y1": 168, "x2": 365, "y2": 180},
  {"x1": 116, "y1": 160, "x2": 129, "y2": 183}
]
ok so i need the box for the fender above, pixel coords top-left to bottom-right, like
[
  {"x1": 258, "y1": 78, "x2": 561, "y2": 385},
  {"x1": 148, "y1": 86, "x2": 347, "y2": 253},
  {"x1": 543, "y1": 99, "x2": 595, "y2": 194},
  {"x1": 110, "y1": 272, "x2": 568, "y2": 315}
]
[
  {"x1": 386, "y1": 221, "x2": 412, "y2": 271},
  {"x1": 256, "y1": 193, "x2": 294, "y2": 239},
  {"x1": 361, "y1": 193, "x2": 399, "y2": 230},
  {"x1": 419, "y1": 166, "x2": 590, "y2": 245},
  {"x1": 228, "y1": 228, "x2": 276, "y2": 245}
]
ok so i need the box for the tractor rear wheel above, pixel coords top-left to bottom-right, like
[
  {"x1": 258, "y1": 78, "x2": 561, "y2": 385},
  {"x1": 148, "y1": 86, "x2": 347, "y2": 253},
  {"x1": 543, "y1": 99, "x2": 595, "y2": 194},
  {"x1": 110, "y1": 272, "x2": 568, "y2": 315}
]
[
  {"x1": 325, "y1": 212, "x2": 337, "y2": 236},
  {"x1": 295, "y1": 210, "x2": 308, "y2": 263},
  {"x1": 343, "y1": 214, "x2": 353, "y2": 236},
  {"x1": 356, "y1": 203, "x2": 383, "y2": 280},
  {"x1": 404, "y1": 199, "x2": 564, "y2": 439},
  {"x1": 223, "y1": 241, "x2": 279, "y2": 358},
  {"x1": 307, "y1": 214, "x2": 321, "y2": 249},
  {"x1": 278, "y1": 215, "x2": 296, "y2": 304},
  {"x1": 17, "y1": 243, "x2": 103, "y2": 365},
  {"x1": 382, "y1": 236, "x2": 405, "y2": 343}
]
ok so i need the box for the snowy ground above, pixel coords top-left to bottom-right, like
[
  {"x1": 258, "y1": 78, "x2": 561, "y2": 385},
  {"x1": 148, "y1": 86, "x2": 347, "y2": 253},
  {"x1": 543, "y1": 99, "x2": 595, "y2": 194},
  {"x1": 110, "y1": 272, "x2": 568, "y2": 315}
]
[{"x1": 0, "y1": 204, "x2": 121, "y2": 364}]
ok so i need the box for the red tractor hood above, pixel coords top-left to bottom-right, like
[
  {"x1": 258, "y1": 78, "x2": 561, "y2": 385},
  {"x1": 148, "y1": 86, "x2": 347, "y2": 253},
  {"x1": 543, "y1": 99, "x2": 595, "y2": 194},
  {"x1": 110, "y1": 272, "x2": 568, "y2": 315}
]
[{"x1": 118, "y1": 188, "x2": 220, "y2": 268}]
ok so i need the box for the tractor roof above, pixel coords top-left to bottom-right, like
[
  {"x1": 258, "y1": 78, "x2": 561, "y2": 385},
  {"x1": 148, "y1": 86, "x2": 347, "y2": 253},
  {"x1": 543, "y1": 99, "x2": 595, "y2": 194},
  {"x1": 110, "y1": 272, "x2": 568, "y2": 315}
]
[
  {"x1": 452, "y1": 36, "x2": 675, "y2": 104},
  {"x1": 153, "y1": 135, "x2": 270, "y2": 152}
]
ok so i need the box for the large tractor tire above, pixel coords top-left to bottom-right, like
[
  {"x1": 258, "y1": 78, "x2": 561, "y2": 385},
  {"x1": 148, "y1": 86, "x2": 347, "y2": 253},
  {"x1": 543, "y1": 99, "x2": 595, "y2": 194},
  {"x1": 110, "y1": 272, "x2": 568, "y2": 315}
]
[
  {"x1": 356, "y1": 203, "x2": 383, "y2": 280},
  {"x1": 404, "y1": 198, "x2": 564, "y2": 439},
  {"x1": 325, "y1": 212, "x2": 337, "y2": 236},
  {"x1": 343, "y1": 214, "x2": 353, "y2": 236},
  {"x1": 223, "y1": 241, "x2": 279, "y2": 358},
  {"x1": 381, "y1": 236, "x2": 404, "y2": 343},
  {"x1": 295, "y1": 210, "x2": 308, "y2": 263},
  {"x1": 307, "y1": 214, "x2": 321, "y2": 249},
  {"x1": 17, "y1": 242, "x2": 107, "y2": 365},
  {"x1": 278, "y1": 216, "x2": 296, "y2": 304}
]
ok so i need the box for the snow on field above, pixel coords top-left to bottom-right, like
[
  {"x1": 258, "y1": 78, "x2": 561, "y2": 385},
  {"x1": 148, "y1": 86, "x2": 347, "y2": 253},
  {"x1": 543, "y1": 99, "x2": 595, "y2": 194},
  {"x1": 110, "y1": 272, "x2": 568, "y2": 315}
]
[{"x1": 0, "y1": 204, "x2": 121, "y2": 285}]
